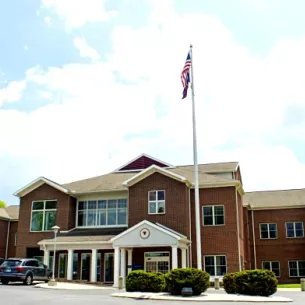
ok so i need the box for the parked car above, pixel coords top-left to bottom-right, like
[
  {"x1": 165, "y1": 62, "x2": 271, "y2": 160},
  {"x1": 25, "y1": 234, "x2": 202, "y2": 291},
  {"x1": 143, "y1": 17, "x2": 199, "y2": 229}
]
[
  {"x1": 0, "y1": 258, "x2": 52, "y2": 285},
  {"x1": 0, "y1": 258, "x2": 4, "y2": 266}
]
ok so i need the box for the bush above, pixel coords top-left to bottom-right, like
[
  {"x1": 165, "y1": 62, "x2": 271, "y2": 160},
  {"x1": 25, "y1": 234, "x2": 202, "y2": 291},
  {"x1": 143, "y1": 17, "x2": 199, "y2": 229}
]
[
  {"x1": 223, "y1": 272, "x2": 236, "y2": 294},
  {"x1": 226, "y1": 269, "x2": 278, "y2": 297},
  {"x1": 165, "y1": 268, "x2": 210, "y2": 296},
  {"x1": 125, "y1": 270, "x2": 166, "y2": 292}
]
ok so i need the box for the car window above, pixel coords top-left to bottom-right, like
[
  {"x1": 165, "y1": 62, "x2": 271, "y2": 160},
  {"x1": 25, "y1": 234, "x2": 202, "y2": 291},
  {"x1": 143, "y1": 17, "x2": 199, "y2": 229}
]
[
  {"x1": 25, "y1": 260, "x2": 39, "y2": 267},
  {"x1": 38, "y1": 261, "x2": 45, "y2": 268},
  {"x1": 2, "y1": 260, "x2": 22, "y2": 267}
]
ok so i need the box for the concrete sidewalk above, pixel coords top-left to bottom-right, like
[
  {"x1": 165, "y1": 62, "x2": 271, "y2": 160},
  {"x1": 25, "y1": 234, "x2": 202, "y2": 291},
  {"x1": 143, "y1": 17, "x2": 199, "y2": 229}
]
[
  {"x1": 34, "y1": 282, "x2": 115, "y2": 290},
  {"x1": 111, "y1": 290, "x2": 293, "y2": 302}
]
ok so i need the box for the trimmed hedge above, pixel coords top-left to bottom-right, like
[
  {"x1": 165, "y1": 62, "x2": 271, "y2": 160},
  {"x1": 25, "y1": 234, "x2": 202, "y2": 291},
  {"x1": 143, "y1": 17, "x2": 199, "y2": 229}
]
[
  {"x1": 125, "y1": 270, "x2": 165, "y2": 292},
  {"x1": 223, "y1": 269, "x2": 278, "y2": 297},
  {"x1": 165, "y1": 268, "x2": 210, "y2": 296}
]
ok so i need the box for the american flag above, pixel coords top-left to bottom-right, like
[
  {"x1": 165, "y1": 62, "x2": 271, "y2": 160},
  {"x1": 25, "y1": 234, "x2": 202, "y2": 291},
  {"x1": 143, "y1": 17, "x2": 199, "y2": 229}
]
[{"x1": 181, "y1": 51, "x2": 191, "y2": 99}]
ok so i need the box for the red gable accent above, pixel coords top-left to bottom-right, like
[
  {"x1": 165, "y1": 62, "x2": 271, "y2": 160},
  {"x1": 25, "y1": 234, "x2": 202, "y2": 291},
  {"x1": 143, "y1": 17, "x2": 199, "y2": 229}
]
[{"x1": 118, "y1": 155, "x2": 169, "y2": 171}]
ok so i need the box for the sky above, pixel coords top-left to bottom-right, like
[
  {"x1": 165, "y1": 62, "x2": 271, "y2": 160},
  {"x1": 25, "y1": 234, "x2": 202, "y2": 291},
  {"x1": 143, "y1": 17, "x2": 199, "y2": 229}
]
[{"x1": 1, "y1": 0, "x2": 305, "y2": 205}]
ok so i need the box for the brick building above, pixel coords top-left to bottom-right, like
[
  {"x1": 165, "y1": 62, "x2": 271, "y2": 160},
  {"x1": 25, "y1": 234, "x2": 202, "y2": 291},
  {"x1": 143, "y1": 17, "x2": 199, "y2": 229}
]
[{"x1": 6, "y1": 153, "x2": 305, "y2": 285}]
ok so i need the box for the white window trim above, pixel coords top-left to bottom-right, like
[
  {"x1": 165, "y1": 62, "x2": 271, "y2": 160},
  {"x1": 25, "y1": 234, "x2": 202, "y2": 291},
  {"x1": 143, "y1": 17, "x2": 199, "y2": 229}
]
[
  {"x1": 204, "y1": 254, "x2": 227, "y2": 277},
  {"x1": 30, "y1": 200, "x2": 57, "y2": 232},
  {"x1": 144, "y1": 251, "x2": 170, "y2": 273},
  {"x1": 259, "y1": 223, "x2": 278, "y2": 240},
  {"x1": 202, "y1": 205, "x2": 225, "y2": 226},
  {"x1": 285, "y1": 221, "x2": 304, "y2": 239},
  {"x1": 262, "y1": 261, "x2": 281, "y2": 277},
  {"x1": 148, "y1": 190, "x2": 166, "y2": 215},
  {"x1": 288, "y1": 260, "x2": 305, "y2": 277},
  {"x1": 76, "y1": 199, "x2": 128, "y2": 228}
]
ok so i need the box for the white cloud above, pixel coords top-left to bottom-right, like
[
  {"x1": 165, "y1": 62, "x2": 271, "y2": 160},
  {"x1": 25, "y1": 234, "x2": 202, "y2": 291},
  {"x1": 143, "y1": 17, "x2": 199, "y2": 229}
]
[
  {"x1": 41, "y1": 0, "x2": 117, "y2": 29},
  {"x1": 44, "y1": 16, "x2": 52, "y2": 25},
  {"x1": 0, "y1": 80, "x2": 26, "y2": 106},
  {"x1": 73, "y1": 37, "x2": 101, "y2": 60},
  {"x1": 2, "y1": 0, "x2": 305, "y2": 204}
]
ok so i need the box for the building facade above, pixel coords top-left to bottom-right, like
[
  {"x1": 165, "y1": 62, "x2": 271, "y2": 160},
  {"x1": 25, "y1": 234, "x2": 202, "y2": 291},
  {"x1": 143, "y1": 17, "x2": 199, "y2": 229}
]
[{"x1": 7, "y1": 154, "x2": 305, "y2": 285}]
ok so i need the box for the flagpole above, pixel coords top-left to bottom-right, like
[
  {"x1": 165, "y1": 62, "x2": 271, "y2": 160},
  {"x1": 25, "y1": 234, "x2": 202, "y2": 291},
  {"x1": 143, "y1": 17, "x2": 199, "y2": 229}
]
[{"x1": 189, "y1": 44, "x2": 202, "y2": 270}]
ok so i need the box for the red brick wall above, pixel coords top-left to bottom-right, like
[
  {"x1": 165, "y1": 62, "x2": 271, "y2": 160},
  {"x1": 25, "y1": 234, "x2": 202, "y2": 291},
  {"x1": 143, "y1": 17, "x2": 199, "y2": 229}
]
[
  {"x1": 251, "y1": 208, "x2": 305, "y2": 283},
  {"x1": 16, "y1": 184, "x2": 77, "y2": 257},
  {"x1": 128, "y1": 173, "x2": 190, "y2": 237},
  {"x1": 190, "y1": 187, "x2": 240, "y2": 273},
  {"x1": 7, "y1": 221, "x2": 18, "y2": 258},
  {"x1": 0, "y1": 219, "x2": 9, "y2": 258}
]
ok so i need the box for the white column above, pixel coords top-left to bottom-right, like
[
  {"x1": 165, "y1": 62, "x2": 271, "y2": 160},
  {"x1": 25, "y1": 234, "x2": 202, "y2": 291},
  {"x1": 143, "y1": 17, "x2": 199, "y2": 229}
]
[
  {"x1": 67, "y1": 249, "x2": 73, "y2": 280},
  {"x1": 90, "y1": 249, "x2": 97, "y2": 283},
  {"x1": 113, "y1": 247, "x2": 120, "y2": 288},
  {"x1": 120, "y1": 248, "x2": 126, "y2": 287},
  {"x1": 181, "y1": 248, "x2": 187, "y2": 268},
  {"x1": 171, "y1": 246, "x2": 178, "y2": 270},
  {"x1": 127, "y1": 249, "x2": 133, "y2": 274},
  {"x1": 43, "y1": 249, "x2": 50, "y2": 267}
]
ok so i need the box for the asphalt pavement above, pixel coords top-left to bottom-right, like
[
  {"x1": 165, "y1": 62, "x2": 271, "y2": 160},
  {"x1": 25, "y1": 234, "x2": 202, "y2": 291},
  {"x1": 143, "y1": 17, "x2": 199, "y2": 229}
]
[{"x1": 0, "y1": 283, "x2": 305, "y2": 305}]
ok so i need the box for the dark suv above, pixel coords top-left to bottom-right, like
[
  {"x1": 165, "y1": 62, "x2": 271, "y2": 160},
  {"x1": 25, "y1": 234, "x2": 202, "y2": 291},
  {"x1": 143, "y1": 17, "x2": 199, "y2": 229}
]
[{"x1": 0, "y1": 258, "x2": 52, "y2": 285}]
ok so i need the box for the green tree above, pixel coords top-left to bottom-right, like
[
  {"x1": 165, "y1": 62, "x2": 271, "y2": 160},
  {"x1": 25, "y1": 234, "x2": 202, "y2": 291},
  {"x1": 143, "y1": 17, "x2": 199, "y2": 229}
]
[{"x1": 0, "y1": 200, "x2": 7, "y2": 208}]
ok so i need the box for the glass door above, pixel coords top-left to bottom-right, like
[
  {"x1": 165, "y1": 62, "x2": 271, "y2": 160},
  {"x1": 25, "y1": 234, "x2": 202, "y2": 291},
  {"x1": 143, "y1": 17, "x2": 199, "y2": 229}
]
[
  {"x1": 81, "y1": 253, "x2": 91, "y2": 281},
  {"x1": 97, "y1": 253, "x2": 101, "y2": 281},
  {"x1": 104, "y1": 253, "x2": 114, "y2": 283},
  {"x1": 58, "y1": 253, "x2": 67, "y2": 278}
]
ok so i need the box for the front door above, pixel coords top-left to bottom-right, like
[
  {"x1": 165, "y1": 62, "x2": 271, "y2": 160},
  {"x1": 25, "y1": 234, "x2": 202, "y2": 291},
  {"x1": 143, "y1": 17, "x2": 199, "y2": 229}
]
[
  {"x1": 81, "y1": 253, "x2": 91, "y2": 281},
  {"x1": 58, "y1": 253, "x2": 67, "y2": 278},
  {"x1": 144, "y1": 252, "x2": 170, "y2": 274},
  {"x1": 104, "y1": 253, "x2": 114, "y2": 283}
]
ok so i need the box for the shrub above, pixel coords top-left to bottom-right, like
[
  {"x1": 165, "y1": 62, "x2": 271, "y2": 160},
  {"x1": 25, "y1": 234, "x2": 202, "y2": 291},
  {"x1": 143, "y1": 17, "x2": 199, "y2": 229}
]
[
  {"x1": 234, "y1": 269, "x2": 278, "y2": 297},
  {"x1": 165, "y1": 268, "x2": 210, "y2": 296},
  {"x1": 223, "y1": 272, "x2": 236, "y2": 294},
  {"x1": 125, "y1": 270, "x2": 165, "y2": 292}
]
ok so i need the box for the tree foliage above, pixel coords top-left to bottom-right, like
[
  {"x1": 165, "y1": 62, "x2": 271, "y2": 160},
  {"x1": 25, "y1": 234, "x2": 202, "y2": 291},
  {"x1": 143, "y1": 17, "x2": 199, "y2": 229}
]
[{"x1": 0, "y1": 200, "x2": 7, "y2": 208}]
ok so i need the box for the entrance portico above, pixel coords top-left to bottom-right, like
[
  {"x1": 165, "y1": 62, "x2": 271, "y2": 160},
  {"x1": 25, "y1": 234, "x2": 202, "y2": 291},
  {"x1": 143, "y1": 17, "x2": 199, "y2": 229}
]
[
  {"x1": 110, "y1": 220, "x2": 191, "y2": 288},
  {"x1": 38, "y1": 220, "x2": 190, "y2": 287}
]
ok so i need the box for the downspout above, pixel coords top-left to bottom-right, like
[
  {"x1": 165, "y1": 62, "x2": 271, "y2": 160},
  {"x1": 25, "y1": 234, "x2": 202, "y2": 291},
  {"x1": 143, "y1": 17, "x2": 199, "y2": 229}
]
[
  {"x1": 5, "y1": 219, "x2": 11, "y2": 259},
  {"x1": 251, "y1": 209, "x2": 257, "y2": 269},
  {"x1": 188, "y1": 187, "x2": 192, "y2": 267},
  {"x1": 235, "y1": 188, "x2": 242, "y2": 271}
]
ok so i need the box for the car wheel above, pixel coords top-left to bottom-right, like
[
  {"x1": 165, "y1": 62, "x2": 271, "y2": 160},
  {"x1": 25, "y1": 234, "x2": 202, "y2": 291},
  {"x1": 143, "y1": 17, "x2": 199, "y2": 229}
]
[
  {"x1": 1, "y1": 279, "x2": 9, "y2": 285},
  {"x1": 24, "y1": 275, "x2": 33, "y2": 285}
]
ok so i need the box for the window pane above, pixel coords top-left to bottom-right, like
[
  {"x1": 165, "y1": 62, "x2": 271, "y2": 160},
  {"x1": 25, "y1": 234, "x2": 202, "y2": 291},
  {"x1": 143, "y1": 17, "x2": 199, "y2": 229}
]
[
  {"x1": 216, "y1": 256, "x2": 226, "y2": 266},
  {"x1": 296, "y1": 229, "x2": 304, "y2": 237},
  {"x1": 215, "y1": 215, "x2": 224, "y2": 225},
  {"x1": 78, "y1": 211, "x2": 86, "y2": 226},
  {"x1": 203, "y1": 207, "x2": 212, "y2": 216},
  {"x1": 108, "y1": 200, "x2": 117, "y2": 209},
  {"x1": 107, "y1": 210, "x2": 116, "y2": 225},
  {"x1": 157, "y1": 191, "x2": 165, "y2": 200},
  {"x1": 295, "y1": 222, "x2": 303, "y2": 230},
  {"x1": 269, "y1": 223, "x2": 277, "y2": 231},
  {"x1": 262, "y1": 262, "x2": 270, "y2": 269},
  {"x1": 78, "y1": 201, "x2": 87, "y2": 210},
  {"x1": 98, "y1": 200, "x2": 106, "y2": 209},
  {"x1": 299, "y1": 262, "x2": 305, "y2": 276},
  {"x1": 31, "y1": 211, "x2": 43, "y2": 231},
  {"x1": 149, "y1": 202, "x2": 156, "y2": 214},
  {"x1": 289, "y1": 261, "x2": 297, "y2": 269},
  {"x1": 205, "y1": 266, "x2": 215, "y2": 276},
  {"x1": 32, "y1": 201, "x2": 44, "y2": 210},
  {"x1": 216, "y1": 266, "x2": 227, "y2": 276},
  {"x1": 118, "y1": 199, "x2": 127, "y2": 208},
  {"x1": 271, "y1": 262, "x2": 279, "y2": 269},
  {"x1": 204, "y1": 216, "x2": 213, "y2": 226},
  {"x1": 45, "y1": 200, "x2": 57, "y2": 209},
  {"x1": 44, "y1": 211, "x2": 56, "y2": 230},
  {"x1": 88, "y1": 201, "x2": 97, "y2": 210},
  {"x1": 269, "y1": 230, "x2": 277, "y2": 238},
  {"x1": 289, "y1": 268, "x2": 298, "y2": 277},
  {"x1": 260, "y1": 224, "x2": 268, "y2": 231},
  {"x1": 118, "y1": 208, "x2": 127, "y2": 225},
  {"x1": 149, "y1": 191, "x2": 156, "y2": 201},
  {"x1": 98, "y1": 210, "x2": 106, "y2": 225},
  {"x1": 286, "y1": 223, "x2": 293, "y2": 230},
  {"x1": 205, "y1": 256, "x2": 214, "y2": 266},
  {"x1": 214, "y1": 206, "x2": 224, "y2": 215},
  {"x1": 87, "y1": 211, "x2": 96, "y2": 226},
  {"x1": 261, "y1": 231, "x2": 269, "y2": 239},
  {"x1": 157, "y1": 201, "x2": 165, "y2": 213}
]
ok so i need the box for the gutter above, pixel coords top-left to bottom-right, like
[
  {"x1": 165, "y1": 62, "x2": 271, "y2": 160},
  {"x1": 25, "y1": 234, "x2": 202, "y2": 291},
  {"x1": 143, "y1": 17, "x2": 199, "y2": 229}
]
[
  {"x1": 235, "y1": 189, "x2": 242, "y2": 271},
  {"x1": 5, "y1": 219, "x2": 11, "y2": 259}
]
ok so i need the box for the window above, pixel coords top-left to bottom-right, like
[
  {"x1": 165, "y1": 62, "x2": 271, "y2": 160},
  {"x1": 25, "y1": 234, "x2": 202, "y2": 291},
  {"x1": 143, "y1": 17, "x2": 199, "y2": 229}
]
[
  {"x1": 260, "y1": 223, "x2": 277, "y2": 239},
  {"x1": 148, "y1": 190, "x2": 165, "y2": 214},
  {"x1": 286, "y1": 222, "x2": 304, "y2": 238},
  {"x1": 262, "y1": 261, "x2": 280, "y2": 277},
  {"x1": 203, "y1": 205, "x2": 225, "y2": 226},
  {"x1": 145, "y1": 252, "x2": 170, "y2": 274},
  {"x1": 289, "y1": 261, "x2": 305, "y2": 277},
  {"x1": 77, "y1": 199, "x2": 127, "y2": 227},
  {"x1": 31, "y1": 200, "x2": 57, "y2": 232},
  {"x1": 204, "y1": 255, "x2": 227, "y2": 276}
]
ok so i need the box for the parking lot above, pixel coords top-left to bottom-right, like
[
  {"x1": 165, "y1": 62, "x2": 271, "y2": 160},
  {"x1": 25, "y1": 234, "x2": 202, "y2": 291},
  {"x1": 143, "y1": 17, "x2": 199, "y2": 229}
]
[{"x1": 1, "y1": 283, "x2": 305, "y2": 305}]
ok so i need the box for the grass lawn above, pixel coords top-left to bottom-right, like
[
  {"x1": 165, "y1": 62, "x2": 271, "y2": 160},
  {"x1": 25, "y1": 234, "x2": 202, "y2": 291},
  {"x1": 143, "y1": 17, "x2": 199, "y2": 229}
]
[{"x1": 277, "y1": 284, "x2": 301, "y2": 288}]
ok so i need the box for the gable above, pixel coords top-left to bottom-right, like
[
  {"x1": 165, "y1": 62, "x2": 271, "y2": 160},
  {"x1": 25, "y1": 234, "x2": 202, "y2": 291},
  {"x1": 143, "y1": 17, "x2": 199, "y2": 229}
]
[{"x1": 115, "y1": 154, "x2": 173, "y2": 172}]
